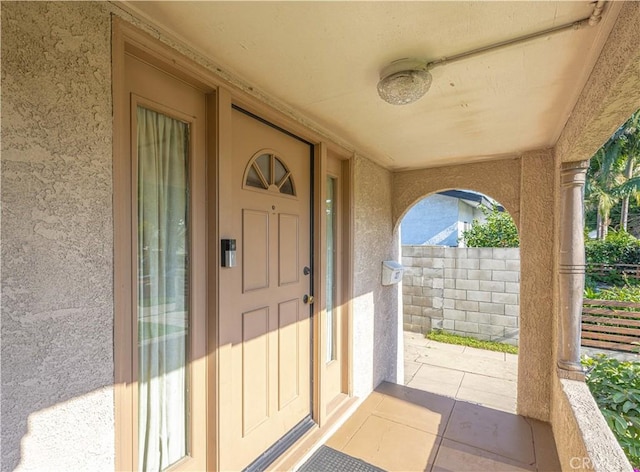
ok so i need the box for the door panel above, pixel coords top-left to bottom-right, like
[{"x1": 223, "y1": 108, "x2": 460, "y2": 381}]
[
  {"x1": 278, "y1": 299, "x2": 301, "y2": 408},
  {"x1": 242, "y1": 306, "x2": 270, "y2": 434},
  {"x1": 219, "y1": 108, "x2": 312, "y2": 471},
  {"x1": 242, "y1": 209, "x2": 270, "y2": 292},
  {"x1": 279, "y1": 214, "x2": 300, "y2": 286}
]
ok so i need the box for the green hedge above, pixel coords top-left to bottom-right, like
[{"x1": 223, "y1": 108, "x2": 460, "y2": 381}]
[
  {"x1": 583, "y1": 355, "x2": 640, "y2": 467},
  {"x1": 586, "y1": 230, "x2": 640, "y2": 266},
  {"x1": 586, "y1": 231, "x2": 640, "y2": 288},
  {"x1": 461, "y1": 205, "x2": 519, "y2": 248}
]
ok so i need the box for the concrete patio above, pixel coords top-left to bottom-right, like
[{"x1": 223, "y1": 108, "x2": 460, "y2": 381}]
[
  {"x1": 317, "y1": 332, "x2": 561, "y2": 471},
  {"x1": 404, "y1": 331, "x2": 519, "y2": 413}
]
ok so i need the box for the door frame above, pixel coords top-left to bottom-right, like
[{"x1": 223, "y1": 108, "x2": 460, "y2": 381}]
[
  {"x1": 112, "y1": 18, "x2": 353, "y2": 471},
  {"x1": 112, "y1": 21, "x2": 217, "y2": 471}
]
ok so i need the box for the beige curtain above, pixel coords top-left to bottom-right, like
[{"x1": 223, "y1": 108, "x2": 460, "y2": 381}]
[
  {"x1": 326, "y1": 176, "x2": 337, "y2": 363},
  {"x1": 137, "y1": 106, "x2": 189, "y2": 471}
]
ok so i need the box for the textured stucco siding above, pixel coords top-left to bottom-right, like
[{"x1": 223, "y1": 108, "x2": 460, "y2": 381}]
[
  {"x1": 1, "y1": 3, "x2": 114, "y2": 471},
  {"x1": 352, "y1": 156, "x2": 400, "y2": 397},
  {"x1": 551, "y1": 377, "x2": 632, "y2": 472},
  {"x1": 555, "y1": 1, "x2": 640, "y2": 165},
  {"x1": 393, "y1": 158, "x2": 522, "y2": 230},
  {"x1": 517, "y1": 150, "x2": 555, "y2": 421},
  {"x1": 392, "y1": 154, "x2": 555, "y2": 421}
]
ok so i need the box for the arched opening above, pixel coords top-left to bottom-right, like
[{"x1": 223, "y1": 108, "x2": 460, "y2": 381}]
[{"x1": 399, "y1": 189, "x2": 521, "y2": 413}]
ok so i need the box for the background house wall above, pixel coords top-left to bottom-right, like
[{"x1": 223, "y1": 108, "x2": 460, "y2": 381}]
[
  {"x1": 400, "y1": 192, "x2": 485, "y2": 247},
  {"x1": 1, "y1": 2, "x2": 115, "y2": 470},
  {"x1": 401, "y1": 194, "x2": 459, "y2": 246},
  {"x1": 457, "y1": 199, "x2": 477, "y2": 246}
]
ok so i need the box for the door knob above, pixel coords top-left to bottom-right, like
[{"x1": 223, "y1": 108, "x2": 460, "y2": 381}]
[{"x1": 303, "y1": 295, "x2": 314, "y2": 305}]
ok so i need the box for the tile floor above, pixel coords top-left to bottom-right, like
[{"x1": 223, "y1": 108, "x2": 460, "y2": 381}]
[
  {"x1": 404, "y1": 331, "x2": 518, "y2": 413},
  {"x1": 320, "y1": 332, "x2": 561, "y2": 471}
]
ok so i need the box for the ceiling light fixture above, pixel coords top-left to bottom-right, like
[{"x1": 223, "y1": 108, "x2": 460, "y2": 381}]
[
  {"x1": 377, "y1": 59, "x2": 432, "y2": 106},
  {"x1": 377, "y1": 0, "x2": 606, "y2": 106}
]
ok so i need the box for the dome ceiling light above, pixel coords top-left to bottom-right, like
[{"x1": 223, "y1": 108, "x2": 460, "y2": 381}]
[
  {"x1": 377, "y1": 59, "x2": 432, "y2": 106},
  {"x1": 377, "y1": 0, "x2": 606, "y2": 106}
]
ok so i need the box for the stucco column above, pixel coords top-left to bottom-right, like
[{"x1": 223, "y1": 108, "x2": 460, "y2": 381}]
[{"x1": 558, "y1": 160, "x2": 589, "y2": 377}]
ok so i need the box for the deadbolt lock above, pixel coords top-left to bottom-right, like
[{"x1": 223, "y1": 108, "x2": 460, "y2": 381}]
[{"x1": 303, "y1": 295, "x2": 314, "y2": 305}]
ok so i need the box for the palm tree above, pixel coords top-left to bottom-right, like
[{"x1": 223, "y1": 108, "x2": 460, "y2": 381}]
[
  {"x1": 586, "y1": 140, "x2": 623, "y2": 239},
  {"x1": 613, "y1": 110, "x2": 640, "y2": 231},
  {"x1": 585, "y1": 109, "x2": 640, "y2": 239}
]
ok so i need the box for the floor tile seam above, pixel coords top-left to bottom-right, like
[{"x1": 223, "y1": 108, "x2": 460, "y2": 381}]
[
  {"x1": 429, "y1": 443, "x2": 442, "y2": 472},
  {"x1": 439, "y1": 399, "x2": 459, "y2": 446},
  {"x1": 462, "y1": 346, "x2": 510, "y2": 362},
  {"x1": 337, "y1": 396, "x2": 387, "y2": 452},
  {"x1": 406, "y1": 363, "x2": 422, "y2": 384},
  {"x1": 447, "y1": 360, "x2": 518, "y2": 371},
  {"x1": 437, "y1": 437, "x2": 536, "y2": 470},
  {"x1": 416, "y1": 359, "x2": 517, "y2": 381},
  {"x1": 452, "y1": 400, "x2": 517, "y2": 416},
  {"x1": 369, "y1": 410, "x2": 450, "y2": 438},
  {"x1": 338, "y1": 416, "x2": 373, "y2": 454},
  {"x1": 416, "y1": 348, "x2": 516, "y2": 365},
  {"x1": 454, "y1": 372, "x2": 465, "y2": 397},
  {"x1": 455, "y1": 383, "x2": 517, "y2": 403},
  {"x1": 427, "y1": 434, "x2": 445, "y2": 472},
  {"x1": 521, "y1": 416, "x2": 538, "y2": 467},
  {"x1": 422, "y1": 346, "x2": 515, "y2": 358},
  {"x1": 414, "y1": 360, "x2": 474, "y2": 376},
  {"x1": 460, "y1": 371, "x2": 518, "y2": 384}
]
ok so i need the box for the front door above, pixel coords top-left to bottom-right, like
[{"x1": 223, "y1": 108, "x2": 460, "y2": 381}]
[{"x1": 218, "y1": 108, "x2": 313, "y2": 471}]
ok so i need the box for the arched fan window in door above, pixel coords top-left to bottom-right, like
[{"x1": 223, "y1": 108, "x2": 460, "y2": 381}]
[{"x1": 244, "y1": 151, "x2": 296, "y2": 196}]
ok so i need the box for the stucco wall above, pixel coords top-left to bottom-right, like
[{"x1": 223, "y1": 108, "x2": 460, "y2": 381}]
[
  {"x1": 517, "y1": 149, "x2": 555, "y2": 421},
  {"x1": 548, "y1": 5, "x2": 640, "y2": 469},
  {"x1": 555, "y1": 1, "x2": 640, "y2": 165},
  {"x1": 393, "y1": 158, "x2": 522, "y2": 230},
  {"x1": 352, "y1": 156, "x2": 400, "y2": 397},
  {"x1": 551, "y1": 378, "x2": 632, "y2": 472},
  {"x1": 392, "y1": 154, "x2": 554, "y2": 421},
  {"x1": 1, "y1": 2, "x2": 114, "y2": 471}
]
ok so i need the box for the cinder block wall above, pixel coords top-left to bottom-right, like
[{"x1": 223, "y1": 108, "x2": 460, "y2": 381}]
[{"x1": 402, "y1": 246, "x2": 520, "y2": 345}]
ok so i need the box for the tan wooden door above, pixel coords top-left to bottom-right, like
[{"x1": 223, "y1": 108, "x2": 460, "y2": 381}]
[{"x1": 218, "y1": 108, "x2": 312, "y2": 471}]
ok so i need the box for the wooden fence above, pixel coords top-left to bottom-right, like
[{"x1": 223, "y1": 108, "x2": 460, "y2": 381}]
[
  {"x1": 582, "y1": 299, "x2": 640, "y2": 353},
  {"x1": 587, "y1": 263, "x2": 640, "y2": 281}
]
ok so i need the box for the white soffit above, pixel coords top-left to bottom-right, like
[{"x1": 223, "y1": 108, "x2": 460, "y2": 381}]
[{"x1": 125, "y1": 1, "x2": 621, "y2": 170}]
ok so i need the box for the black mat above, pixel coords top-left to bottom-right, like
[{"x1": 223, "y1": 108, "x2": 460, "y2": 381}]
[{"x1": 298, "y1": 446, "x2": 386, "y2": 472}]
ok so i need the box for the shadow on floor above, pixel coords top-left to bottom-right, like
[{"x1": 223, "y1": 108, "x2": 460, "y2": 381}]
[{"x1": 318, "y1": 381, "x2": 560, "y2": 471}]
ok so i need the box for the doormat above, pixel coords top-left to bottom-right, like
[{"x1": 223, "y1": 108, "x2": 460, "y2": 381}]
[{"x1": 297, "y1": 446, "x2": 386, "y2": 472}]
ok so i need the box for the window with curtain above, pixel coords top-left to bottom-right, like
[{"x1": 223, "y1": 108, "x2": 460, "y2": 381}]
[
  {"x1": 326, "y1": 176, "x2": 337, "y2": 363},
  {"x1": 137, "y1": 106, "x2": 190, "y2": 471}
]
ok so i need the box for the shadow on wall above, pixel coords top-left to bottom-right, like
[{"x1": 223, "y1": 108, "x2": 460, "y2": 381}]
[{"x1": 2, "y1": 317, "x2": 116, "y2": 471}]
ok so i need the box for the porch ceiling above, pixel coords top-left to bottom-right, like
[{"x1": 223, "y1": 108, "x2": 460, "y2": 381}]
[{"x1": 124, "y1": 1, "x2": 621, "y2": 170}]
